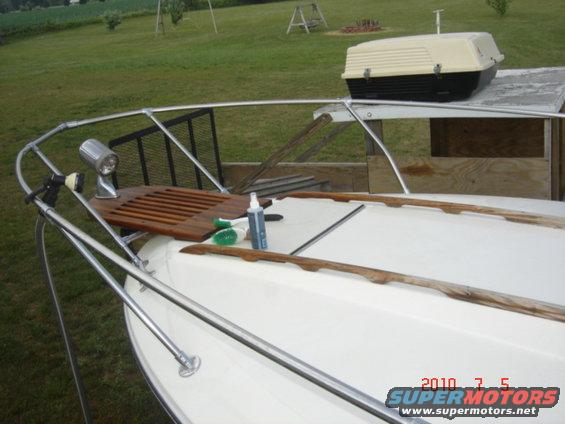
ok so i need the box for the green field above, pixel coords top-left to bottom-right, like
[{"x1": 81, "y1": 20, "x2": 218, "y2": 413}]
[
  {"x1": 1, "y1": 0, "x2": 565, "y2": 422},
  {"x1": 0, "y1": 0, "x2": 155, "y2": 38},
  {"x1": 0, "y1": 0, "x2": 266, "y2": 39}
]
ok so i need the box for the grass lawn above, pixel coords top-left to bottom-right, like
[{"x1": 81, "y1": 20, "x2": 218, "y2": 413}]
[{"x1": 1, "y1": 0, "x2": 564, "y2": 422}]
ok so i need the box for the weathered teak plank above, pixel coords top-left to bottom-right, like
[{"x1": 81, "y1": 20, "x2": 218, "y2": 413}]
[
  {"x1": 180, "y1": 244, "x2": 565, "y2": 323},
  {"x1": 90, "y1": 186, "x2": 271, "y2": 241},
  {"x1": 281, "y1": 191, "x2": 565, "y2": 230}
]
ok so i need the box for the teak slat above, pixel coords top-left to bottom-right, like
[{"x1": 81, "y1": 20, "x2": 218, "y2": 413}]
[
  {"x1": 165, "y1": 190, "x2": 226, "y2": 202},
  {"x1": 128, "y1": 199, "x2": 199, "y2": 215},
  {"x1": 166, "y1": 187, "x2": 228, "y2": 200},
  {"x1": 180, "y1": 244, "x2": 565, "y2": 323},
  {"x1": 113, "y1": 208, "x2": 183, "y2": 224},
  {"x1": 118, "y1": 204, "x2": 188, "y2": 220},
  {"x1": 90, "y1": 186, "x2": 271, "y2": 241},
  {"x1": 281, "y1": 192, "x2": 565, "y2": 230},
  {"x1": 147, "y1": 191, "x2": 215, "y2": 202},
  {"x1": 144, "y1": 195, "x2": 211, "y2": 211},
  {"x1": 160, "y1": 191, "x2": 221, "y2": 203}
]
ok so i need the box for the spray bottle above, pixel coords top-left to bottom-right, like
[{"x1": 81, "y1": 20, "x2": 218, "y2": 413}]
[{"x1": 247, "y1": 192, "x2": 268, "y2": 250}]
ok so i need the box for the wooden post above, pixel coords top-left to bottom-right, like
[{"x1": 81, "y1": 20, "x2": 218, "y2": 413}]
[
  {"x1": 550, "y1": 105, "x2": 565, "y2": 200},
  {"x1": 430, "y1": 118, "x2": 447, "y2": 156},
  {"x1": 286, "y1": 7, "x2": 297, "y2": 34},
  {"x1": 298, "y1": 7, "x2": 310, "y2": 34},
  {"x1": 550, "y1": 117, "x2": 560, "y2": 200},
  {"x1": 561, "y1": 105, "x2": 565, "y2": 200},
  {"x1": 364, "y1": 120, "x2": 383, "y2": 156},
  {"x1": 314, "y1": 2, "x2": 328, "y2": 28},
  {"x1": 231, "y1": 114, "x2": 332, "y2": 194}
]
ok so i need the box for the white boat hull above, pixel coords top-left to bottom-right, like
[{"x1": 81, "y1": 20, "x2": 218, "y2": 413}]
[{"x1": 125, "y1": 194, "x2": 565, "y2": 423}]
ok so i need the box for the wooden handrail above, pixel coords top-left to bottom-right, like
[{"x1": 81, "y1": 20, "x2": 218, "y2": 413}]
[
  {"x1": 180, "y1": 244, "x2": 565, "y2": 323},
  {"x1": 280, "y1": 192, "x2": 565, "y2": 230}
]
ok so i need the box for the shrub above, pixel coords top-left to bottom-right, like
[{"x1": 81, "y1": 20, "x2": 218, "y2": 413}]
[
  {"x1": 486, "y1": 0, "x2": 510, "y2": 17},
  {"x1": 166, "y1": 0, "x2": 183, "y2": 25},
  {"x1": 102, "y1": 9, "x2": 121, "y2": 30}
]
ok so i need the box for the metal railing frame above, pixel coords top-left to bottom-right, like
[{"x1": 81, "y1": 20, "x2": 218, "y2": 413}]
[{"x1": 15, "y1": 98, "x2": 565, "y2": 424}]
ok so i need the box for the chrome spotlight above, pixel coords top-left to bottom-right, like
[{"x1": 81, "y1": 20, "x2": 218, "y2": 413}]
[{"x1": 79, "y1": 138, "x2": 120, "y2": 199}]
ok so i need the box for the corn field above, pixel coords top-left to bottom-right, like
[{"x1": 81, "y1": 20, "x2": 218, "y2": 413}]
[{"x1": 0, "y1": 0, "x2": 155, "y2": 38}]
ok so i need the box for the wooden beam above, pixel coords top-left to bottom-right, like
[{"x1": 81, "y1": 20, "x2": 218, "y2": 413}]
[
  {"x1": 180, "y1": 244, "x2": 565, "y2": 323},
  {"x1": 223, "y1": 162, "x2": 369, "y2": 192},
  {"x1": 231, "y1": 113, "x2": 332, "y2": 194},
  {"x1": 281, "y1": 191, "x2": 565, "y2": 230},
  {"x1": 295, "y1": 122, "x2": 352, "y2": 162}
]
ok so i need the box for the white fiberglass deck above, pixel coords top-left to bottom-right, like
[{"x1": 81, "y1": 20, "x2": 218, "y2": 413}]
[{"x1": 125, "y1": 194, "x2": 565, "y2": 423}]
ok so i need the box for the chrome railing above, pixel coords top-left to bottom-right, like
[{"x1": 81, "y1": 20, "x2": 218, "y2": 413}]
[{"x1": 15, "y1": 98, "x2": 565, "y2": 424}]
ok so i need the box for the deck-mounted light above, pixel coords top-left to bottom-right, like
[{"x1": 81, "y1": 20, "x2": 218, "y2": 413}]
[{"x1": 79, "y1": 138, "x2": 120, "y2": 199}]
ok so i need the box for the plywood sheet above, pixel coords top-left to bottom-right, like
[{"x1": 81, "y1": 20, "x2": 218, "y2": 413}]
[
  {"x1": 430, "y1": 118, "x2": 544, "y2": 157},
  {"x1": 368, "y1": 156, "x2": 549, "y2": 199}
]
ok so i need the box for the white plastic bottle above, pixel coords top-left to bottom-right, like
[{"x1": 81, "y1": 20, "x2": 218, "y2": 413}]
[{"x1": 247, "y1": 192, "x2": 268, "y2": 250}]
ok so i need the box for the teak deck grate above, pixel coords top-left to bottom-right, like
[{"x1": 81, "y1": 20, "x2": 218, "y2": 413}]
[{"x1": 90, "y1": 186, "x2": 271, "y2": 241}]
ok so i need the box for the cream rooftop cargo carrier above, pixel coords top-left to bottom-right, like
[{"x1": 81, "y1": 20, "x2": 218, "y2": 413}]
[{"x1": 342, "y1": 32, "x2": 504, "y2": 102}]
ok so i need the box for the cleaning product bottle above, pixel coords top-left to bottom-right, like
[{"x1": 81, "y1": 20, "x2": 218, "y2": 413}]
[{"x1": 247, "y1": 192, "x2": 267, "y2": 250}]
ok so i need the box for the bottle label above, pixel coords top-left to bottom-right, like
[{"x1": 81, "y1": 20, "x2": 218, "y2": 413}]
[{"x1": 248, "y1": 209, "x2": 268, "y2": 250}]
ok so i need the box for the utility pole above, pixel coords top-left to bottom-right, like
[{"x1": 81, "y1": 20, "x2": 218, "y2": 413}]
[
  {"x1": 155, "y1": 0, "x2": 165, "y2": 35},
  {"x1": 207, "y1": 0, "x2": 218, "y2": 34},
  {"x1": 433, "y1": 9, "x2": 444, "y2": 34}
]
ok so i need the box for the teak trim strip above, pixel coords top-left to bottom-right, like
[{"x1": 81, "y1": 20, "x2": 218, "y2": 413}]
[
  {"x1": 180, "y1": 244, "x2": 565, "y2": 323},
  {"x1": 280, "y1": 192, "x2": 565, "y2": 230}
]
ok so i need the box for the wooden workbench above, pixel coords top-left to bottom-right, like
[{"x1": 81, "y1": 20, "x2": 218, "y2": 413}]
[{"x1": 314, "y1": 67, "x2": 565, "y2": 200}]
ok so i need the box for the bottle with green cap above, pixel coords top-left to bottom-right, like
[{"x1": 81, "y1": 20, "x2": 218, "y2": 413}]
[{"x1": 247, "y1": 192, "x2": 268, "y2": 250}]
